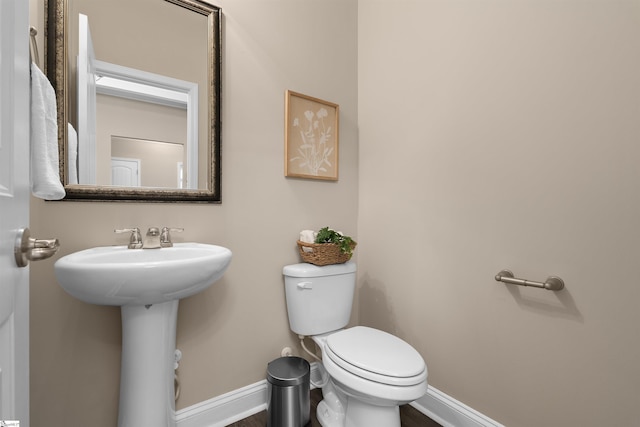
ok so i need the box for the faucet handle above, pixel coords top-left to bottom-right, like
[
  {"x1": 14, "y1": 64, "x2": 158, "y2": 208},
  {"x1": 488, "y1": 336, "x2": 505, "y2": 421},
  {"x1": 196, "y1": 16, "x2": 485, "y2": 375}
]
[
  {"x1": 114, "y1": 228, "x2": 142, "y2": 249},
  {"x1": 160, "y1": 227, "x2": 184, "y2": 247}
]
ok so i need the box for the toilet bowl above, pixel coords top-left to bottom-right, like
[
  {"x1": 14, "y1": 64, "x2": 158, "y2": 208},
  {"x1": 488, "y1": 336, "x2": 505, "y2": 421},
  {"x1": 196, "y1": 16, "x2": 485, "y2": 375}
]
[
  {"x1": 283, "y1": 262, "x2": 428, "y2": 427},
  {"x1": 313, "y1": 327, "x2": 427, "y2": 427}
]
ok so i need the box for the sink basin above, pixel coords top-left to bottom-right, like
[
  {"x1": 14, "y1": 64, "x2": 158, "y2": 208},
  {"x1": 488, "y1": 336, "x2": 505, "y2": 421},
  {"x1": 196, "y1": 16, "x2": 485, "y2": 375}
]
[{"x1": 54, "y1": 242, "x2": 232, "y2": 306}]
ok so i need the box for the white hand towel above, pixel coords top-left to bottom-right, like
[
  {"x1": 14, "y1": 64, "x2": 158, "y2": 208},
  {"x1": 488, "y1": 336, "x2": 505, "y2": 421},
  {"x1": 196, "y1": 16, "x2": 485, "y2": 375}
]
[
  {"x1": 299, "y1": 230, "x2": 317, "y2": 253},
  {"x1": 30, "y1": 62, "x2": 65, "y2": 200},
  {"x1": 67, "y1": 122, "x2": 78, "y2": 185},
  {"x1": 299, "y1": 230, "x2": 316, "y2": 243}
]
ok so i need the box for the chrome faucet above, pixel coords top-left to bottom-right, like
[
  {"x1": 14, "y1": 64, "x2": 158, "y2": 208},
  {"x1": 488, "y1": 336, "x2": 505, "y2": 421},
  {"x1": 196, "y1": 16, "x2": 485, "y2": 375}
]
[
  {"x1": 143, "y1": 227, "x2": 162, "y2": 249},
  {"x1": 115, "y1": 227, "x2": 183, "y2": 249}
]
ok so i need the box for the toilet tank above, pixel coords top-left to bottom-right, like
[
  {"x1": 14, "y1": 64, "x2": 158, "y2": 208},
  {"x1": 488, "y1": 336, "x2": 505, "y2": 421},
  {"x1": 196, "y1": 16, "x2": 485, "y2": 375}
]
[{"x1": 283, "y1": 261, "x2": 356, "y2": 336}]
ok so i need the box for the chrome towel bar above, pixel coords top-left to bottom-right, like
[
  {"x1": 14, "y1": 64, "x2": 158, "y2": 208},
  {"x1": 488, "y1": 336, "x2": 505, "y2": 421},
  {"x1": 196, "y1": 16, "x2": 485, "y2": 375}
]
[{"x1": 495, "y1": 269, "x2": 565, "y2": 291}]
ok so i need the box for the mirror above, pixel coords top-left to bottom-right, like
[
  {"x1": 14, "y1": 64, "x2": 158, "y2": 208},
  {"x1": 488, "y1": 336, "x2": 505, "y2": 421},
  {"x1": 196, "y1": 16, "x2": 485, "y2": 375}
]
[{"x1": 46, "y1": 0, "x2": 221, "y2": 202}]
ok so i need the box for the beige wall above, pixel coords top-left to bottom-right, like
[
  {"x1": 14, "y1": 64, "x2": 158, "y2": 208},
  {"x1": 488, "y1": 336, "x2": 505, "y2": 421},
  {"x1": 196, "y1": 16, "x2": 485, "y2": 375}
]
[
  {"x1": 29, "y1": 0, "x2": 358, "y2": 425},
  {"x1": 358, "y1": 1, "x2": 640, "y2": 426}
]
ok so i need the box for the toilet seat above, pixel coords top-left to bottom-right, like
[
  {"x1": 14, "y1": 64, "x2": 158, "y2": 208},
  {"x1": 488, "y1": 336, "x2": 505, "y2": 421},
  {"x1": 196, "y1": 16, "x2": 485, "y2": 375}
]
[{"x1": 324, "y1": 326, "x2": 427, "y2": 387}]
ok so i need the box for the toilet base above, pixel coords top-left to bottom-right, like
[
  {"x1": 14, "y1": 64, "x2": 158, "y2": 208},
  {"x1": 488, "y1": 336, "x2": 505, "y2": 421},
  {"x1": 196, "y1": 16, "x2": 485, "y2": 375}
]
[
  {"x1": 316, "y1": 381, "x2": 401, "y2": 427},
  {"x1": 345, "y1": 397, "x2": 400, "y2": 427},
  {"x1": 317, "y1": 380, "x2": 345, "y2": 426},
  {"x1": 317, "y1": 395, "x2": 401, "y2": 427}
]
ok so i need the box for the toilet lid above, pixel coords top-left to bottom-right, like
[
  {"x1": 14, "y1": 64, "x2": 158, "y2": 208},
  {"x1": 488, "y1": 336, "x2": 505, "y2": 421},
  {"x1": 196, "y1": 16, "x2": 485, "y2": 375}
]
[{"x1": 325, "y1": 326, "x2": 426, "y2": 385}]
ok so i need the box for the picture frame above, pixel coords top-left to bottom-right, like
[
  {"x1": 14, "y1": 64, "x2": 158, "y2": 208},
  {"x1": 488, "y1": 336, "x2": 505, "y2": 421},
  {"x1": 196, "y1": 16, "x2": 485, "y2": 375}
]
[{"x1": 285, "y1": 90, "x2": 339, "y2": 180}]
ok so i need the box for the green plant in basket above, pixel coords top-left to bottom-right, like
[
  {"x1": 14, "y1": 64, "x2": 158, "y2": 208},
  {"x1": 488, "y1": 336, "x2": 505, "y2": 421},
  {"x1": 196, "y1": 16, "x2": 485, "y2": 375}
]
[{"x1": 315, "y1": 227, "x2": 355, "y2": 256}]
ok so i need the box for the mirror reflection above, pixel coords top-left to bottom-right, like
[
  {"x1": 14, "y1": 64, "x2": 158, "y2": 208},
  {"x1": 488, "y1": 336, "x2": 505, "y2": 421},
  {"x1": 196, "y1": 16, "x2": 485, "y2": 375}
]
[
  {"x1": 47, "y1": 0, "x2": 221, "y2": 202},
  {"x1": 111, "y1": 136, "x2": 185, "y2": 188}
]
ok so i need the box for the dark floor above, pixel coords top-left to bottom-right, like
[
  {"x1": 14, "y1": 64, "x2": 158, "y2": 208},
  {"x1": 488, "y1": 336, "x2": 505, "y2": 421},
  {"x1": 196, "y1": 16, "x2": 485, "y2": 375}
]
[{"x1": 227, "y1": 388, "x2": 441, "y2": 427}]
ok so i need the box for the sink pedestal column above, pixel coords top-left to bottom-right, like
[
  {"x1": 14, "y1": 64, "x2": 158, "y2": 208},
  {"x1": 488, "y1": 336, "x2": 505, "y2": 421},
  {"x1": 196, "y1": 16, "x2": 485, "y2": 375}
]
[{"x1": 118, "y1": 300, "x2": 179, "y2": 427}]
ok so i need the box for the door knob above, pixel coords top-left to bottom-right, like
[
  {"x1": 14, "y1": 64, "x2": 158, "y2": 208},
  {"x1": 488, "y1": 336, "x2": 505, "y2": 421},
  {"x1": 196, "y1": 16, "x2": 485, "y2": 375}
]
[{"x1": 14, "y1": 227, "x2": 60, "y2": 268}]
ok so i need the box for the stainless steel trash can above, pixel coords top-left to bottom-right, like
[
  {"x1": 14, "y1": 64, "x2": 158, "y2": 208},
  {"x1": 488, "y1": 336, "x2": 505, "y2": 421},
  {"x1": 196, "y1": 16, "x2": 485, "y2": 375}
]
[{"x1": 266, "y1": 356, "x2": 310, "y2": 427}]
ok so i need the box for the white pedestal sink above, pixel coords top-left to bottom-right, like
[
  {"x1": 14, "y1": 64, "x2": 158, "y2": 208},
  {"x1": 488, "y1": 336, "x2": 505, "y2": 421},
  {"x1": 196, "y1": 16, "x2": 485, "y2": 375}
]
[{"x1": 54, "y1": 243, "x2": 232, "y2": 427}]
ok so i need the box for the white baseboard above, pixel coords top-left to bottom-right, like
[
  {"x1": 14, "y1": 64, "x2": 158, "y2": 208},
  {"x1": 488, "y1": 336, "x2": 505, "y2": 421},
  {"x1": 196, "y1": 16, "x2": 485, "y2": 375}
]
[
  {"x1": 175, "y1": 362, "x2": 502, "y2": 427},
  {"x1": 411, "y1": 386, "x2": 504, "y2": 427},
  {"x1": 175, "y1": 380, "x2": 268, "y2": 427}
]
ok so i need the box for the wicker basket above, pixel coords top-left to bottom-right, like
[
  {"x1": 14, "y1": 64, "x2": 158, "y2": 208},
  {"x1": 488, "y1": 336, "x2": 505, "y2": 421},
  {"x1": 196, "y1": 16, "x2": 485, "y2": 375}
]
[{"x1": 296, "y1": 240, "x2": 357, "y2": 266}]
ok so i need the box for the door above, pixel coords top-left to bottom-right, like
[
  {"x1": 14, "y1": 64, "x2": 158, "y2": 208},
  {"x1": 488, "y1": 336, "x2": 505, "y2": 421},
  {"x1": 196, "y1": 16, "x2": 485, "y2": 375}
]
[
  {"x1": 0, "y1": 0, "x2": 31, "y2": 424},
  {"x1": 111, "y1": 157, "x2": 141, "y2": 187},
  {"x1": 77, "y1": 13, "x2": 97, "y2": 185}
]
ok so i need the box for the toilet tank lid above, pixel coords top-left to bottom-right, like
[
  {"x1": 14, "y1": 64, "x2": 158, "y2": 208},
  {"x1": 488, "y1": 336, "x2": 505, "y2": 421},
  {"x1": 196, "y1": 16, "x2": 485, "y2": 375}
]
[{"x1": 283, "y1": 261, "x2": 356, "y2": 278}]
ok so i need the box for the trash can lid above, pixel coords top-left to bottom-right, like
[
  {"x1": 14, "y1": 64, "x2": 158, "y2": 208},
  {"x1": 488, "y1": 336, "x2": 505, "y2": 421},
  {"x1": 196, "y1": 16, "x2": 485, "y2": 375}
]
[{"x1": 267, "y1": 356, "x2": 310, "y2": 386}]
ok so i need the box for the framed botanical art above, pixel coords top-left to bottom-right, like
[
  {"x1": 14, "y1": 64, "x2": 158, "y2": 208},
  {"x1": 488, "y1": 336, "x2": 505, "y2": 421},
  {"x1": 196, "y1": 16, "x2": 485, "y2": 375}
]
[{"x1": 285, "y1": 90, "x2": 339, "y2": 180}]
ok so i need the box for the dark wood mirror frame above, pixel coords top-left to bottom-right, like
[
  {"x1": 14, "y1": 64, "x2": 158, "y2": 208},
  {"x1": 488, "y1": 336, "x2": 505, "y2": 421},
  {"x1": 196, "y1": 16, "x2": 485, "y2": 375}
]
[{"x1": 45, "y1": 0, "x2": 221, "y2": 203}]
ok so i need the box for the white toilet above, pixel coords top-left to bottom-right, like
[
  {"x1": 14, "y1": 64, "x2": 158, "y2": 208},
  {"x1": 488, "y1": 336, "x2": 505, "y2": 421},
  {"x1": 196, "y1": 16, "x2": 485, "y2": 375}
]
[{"x1": 283, "y1": 261, "x2": 428, "y2": 427}]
